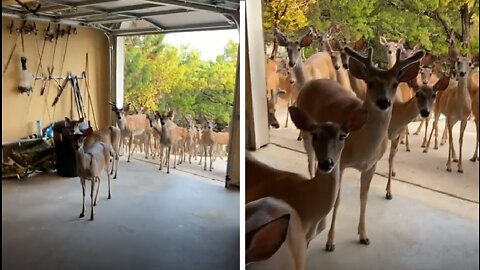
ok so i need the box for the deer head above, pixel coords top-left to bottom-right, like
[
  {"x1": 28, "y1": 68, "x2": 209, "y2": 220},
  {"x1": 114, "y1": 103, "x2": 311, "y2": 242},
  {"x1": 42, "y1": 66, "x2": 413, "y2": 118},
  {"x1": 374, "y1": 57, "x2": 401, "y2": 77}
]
[
  {"x1": 344, "y1": 46, "x2": 425, "y2": 110},
  {"x1": 274, "y1": 28, "x2": 315, "y2": 68},
  {"x1": 412, "y1": 76, "x2": 450, "y2": 118}
]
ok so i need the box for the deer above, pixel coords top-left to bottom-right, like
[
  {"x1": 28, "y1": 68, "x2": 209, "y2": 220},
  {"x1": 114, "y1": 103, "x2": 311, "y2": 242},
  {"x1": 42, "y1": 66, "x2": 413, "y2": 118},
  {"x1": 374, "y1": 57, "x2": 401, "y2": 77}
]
[
  {"x1": 246, "y1": 197, "x2": 306, "y2": 270},
  {"x1": 151, "y1": 111, "x2": 180, "y2": 174},
  {"x1": 274, "y1": 27, "x2": 336, "y2": 141},
  {"x1": 247, "y1": 106, "x2": 367, "y2": 245},
  {"x1": 200, "y1": 120, "x2": 216, "y2": 171},
  {"x1": 109, "y1": 102, "x2": 152, "y2": 162},
  {"x1": 286, "y1": 29, "x2": 424, "y2": 250},
  {"x1": 183, "y1": 117, "x2": 197, "y2": 164},
  {"x1": 385, "y1": 76, "x2": 450, "y2": 199},
  {"x1": 327, "y1": 43, "x2": 354, "y2": 93},
  {"x1": 425, "y1": 51, "x2": 478, "y2": 172},
  {"x1": 267, "y1": 88, "x2": 287, "y2": 129},
  {"x1": 277, "y1": 67, "x2": 300, "y2": 128},
  {"x1": 64, "y1": 120, "x2": 113, "y2": 221},
  {"x1": 213, "y1": 131, "x2": 229, "y2": 160},
  {"x1": 470, "y1": 89, "x2": 479, "y2": 162}
]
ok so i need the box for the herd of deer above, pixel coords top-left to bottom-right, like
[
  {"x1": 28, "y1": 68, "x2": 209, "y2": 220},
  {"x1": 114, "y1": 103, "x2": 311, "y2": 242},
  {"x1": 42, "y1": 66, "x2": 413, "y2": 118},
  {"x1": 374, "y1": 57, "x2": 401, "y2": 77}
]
[
  {"x1": 247, "y1": 25, "x2": 479, "y2": 269},
  {"x1": 59, "y1": 103, "x2": 229, "y2": 220}
]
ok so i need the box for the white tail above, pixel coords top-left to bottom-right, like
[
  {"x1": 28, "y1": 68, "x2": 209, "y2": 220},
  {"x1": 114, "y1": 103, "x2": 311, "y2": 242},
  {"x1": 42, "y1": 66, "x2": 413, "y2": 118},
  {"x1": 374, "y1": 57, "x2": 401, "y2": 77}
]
[{"x1": 246, "y1": 197, "x2": 306, "y2": 270}]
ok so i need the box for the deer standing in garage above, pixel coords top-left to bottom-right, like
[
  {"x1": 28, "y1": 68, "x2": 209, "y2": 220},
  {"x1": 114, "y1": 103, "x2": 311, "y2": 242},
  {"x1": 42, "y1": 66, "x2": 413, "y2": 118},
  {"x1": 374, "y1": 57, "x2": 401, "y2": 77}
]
[
  {"x1": 385, "y1": 76, "x2": 450, "y2": 199},
  {"x1": 152, "y1": 110, "x2": 180, "y2": 174},
  {"x1": 246, "y1": 197, "x2": 306, "y2": 270},
  {"x1": 109, "y1": 102, "x2": 151, "y2": 162},
  {"x1": 278, "y1": 27, "x2": 425, "y2": 250},
  {"x1": 247, "y1": 107, "x2": 367, "y2": 245},
  {"x1": 64, "y1": 120, "x2": 114, "y2": 221},
  {"x1": 200, "y1": 119, "x2": 217, "y2": 171}
]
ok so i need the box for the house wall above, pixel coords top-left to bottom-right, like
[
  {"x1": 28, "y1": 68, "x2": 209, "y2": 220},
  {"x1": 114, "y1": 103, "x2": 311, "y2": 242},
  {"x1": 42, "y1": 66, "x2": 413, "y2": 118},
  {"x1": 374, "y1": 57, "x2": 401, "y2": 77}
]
[{"x1": 2, "y1": 18, "x2": 109, "y2": 141}]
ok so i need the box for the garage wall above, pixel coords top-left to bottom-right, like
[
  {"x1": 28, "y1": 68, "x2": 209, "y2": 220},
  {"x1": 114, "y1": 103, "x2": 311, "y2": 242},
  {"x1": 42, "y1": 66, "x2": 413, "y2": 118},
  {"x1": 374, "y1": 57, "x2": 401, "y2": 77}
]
[{"x1": 2, "y1": 18, "x2": 109, "y2": 142}]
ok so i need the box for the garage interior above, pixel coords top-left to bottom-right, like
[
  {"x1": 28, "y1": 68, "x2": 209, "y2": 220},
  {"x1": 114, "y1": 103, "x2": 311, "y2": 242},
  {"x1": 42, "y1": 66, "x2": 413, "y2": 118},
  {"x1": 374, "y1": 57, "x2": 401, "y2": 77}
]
[
  {"x1": 2, "y1": 1, "x2": 240, "y2": 270},
  {"x1": 245, "y1": 1, "x2": 479, "y2": 269}
]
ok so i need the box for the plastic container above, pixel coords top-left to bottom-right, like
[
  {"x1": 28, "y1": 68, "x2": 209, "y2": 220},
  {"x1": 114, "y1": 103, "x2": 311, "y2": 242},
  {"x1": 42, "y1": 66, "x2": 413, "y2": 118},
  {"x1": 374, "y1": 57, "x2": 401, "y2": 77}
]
[
  {"x1": 36, "y1": 120, "x2": 43, "y2": 137},
  {"x1": 53, "y1": 121, "x2": 77, "y2": 177}
]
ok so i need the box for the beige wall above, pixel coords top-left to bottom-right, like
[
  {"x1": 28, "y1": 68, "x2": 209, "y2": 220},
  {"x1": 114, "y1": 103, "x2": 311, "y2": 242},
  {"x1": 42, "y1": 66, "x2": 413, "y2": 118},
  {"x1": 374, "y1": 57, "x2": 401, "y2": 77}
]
[{"x1": 2, "y1": 18, "x2": 109, "y2": 141}]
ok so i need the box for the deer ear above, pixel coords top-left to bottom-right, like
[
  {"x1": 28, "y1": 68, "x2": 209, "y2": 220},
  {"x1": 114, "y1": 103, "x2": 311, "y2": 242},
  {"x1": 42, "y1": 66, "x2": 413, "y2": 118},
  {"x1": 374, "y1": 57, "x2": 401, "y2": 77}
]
[
  {"x1": 379, "y1": 36, "x2": 387, "y2": 46},
  {"x1": 434, "y1": 76, "x2": 450, "y2": 92},
  {"x1": 83, "y1": 127, "x2": 93, "y2": 137},
  {"x1": 397, "y1": 38, "x2": 405, "y2": 45},
  {"x1": 348, "y1": 56, "x2": 369, "y2": 80},
  {"x1": 343, "y1": 108, "x2": 368, "y2": 133},
  {"x1": 299, "y1": 31, "x2": 314, "y2": 48},
  {"x1": 274, "y1": 28, "x2": 288, "y2": 47},
  {"x1": 397, "y1": 62, "x2": 421, "y2": 82},
  {"x1": 246, "y1": 214, "x2": 290, "y2": 264},
  {"x1": 289, "y1": 106, "x2": 316, "y2": 131}
]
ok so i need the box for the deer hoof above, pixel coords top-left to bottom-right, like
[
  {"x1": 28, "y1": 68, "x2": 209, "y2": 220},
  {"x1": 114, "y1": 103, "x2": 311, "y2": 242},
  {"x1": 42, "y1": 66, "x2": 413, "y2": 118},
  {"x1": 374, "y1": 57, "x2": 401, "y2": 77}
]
[
  {"x1": 434, "y1": 146, "x2": 438, "y2": 150},
  {"x1": 108, "y1": 195, "x2": 112, "y2": 199},
  {"x1": 446, "y1": 168, "x2": 452, "y2": 172},
  {"x1": 453, "y1": 159, "x2": 458, "y2": 163},
  {"x1": 392, "y1": 171, "x2": 396, "y2": 177},
  {"x1": 423, "y1": 149, "x2": 428, "y2": 153},
  {"x1": 359, "y1": 238, "x2": 370, "y2": 245},
  {"x1": 458, "y1": 169, "x2": 464, "y2": 173},
  {"x1": 406, "y1": 148, "x2": 411, "y2": 152},
  {"x1": 90, "y1": 216, "x2": 94, "y2": 221},
  {"x1": 79, "y1": 213, "x2": 85, "y2": 218},
  {"x1": 297, "y1": 137, "x2": 302, "y2": 141},
  {"x1": 94, "y1": 202, "x2": 97, "y2": 206},
  {"x1": 470, "y1": 157, "x2": 477, "y2": 162},
  {"x1": 386, "y1": 193, "x2": 392, "y2": 200},
  {"x1": 325, "y1": 244, "x2": 335, "y2": 252}
]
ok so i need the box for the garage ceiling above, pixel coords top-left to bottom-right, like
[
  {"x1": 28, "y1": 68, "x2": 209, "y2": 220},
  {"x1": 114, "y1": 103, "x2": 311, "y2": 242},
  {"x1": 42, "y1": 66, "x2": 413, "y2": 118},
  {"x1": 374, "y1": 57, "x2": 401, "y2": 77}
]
[{"x1": 2, "y1": 0, "x2": 239, "y2": 36}]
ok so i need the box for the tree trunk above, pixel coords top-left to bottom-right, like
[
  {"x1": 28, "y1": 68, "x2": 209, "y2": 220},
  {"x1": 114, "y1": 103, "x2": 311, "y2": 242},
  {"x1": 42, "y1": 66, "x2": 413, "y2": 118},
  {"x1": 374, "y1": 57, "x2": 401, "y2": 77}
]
[{"x1": 460, "y1": 3, "x2": 469, "y2": 49}]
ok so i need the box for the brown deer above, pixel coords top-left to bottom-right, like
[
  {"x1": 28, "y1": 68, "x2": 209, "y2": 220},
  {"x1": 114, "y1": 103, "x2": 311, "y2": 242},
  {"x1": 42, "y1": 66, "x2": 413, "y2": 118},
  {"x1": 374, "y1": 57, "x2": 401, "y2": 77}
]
[{"x1": 293, "y1": 33, "x2": 424, "y2": 251}]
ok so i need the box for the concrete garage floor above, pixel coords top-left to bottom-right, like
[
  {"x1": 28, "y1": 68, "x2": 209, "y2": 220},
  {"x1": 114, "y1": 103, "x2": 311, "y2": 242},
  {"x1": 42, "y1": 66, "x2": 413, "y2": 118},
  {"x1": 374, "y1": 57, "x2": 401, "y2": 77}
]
[
  {"x1": 2, "y1": 157, "x2": 239, "y2": 270},
  {"x1": 250, "y1": 101, "x2": 479, "y2": 270}
]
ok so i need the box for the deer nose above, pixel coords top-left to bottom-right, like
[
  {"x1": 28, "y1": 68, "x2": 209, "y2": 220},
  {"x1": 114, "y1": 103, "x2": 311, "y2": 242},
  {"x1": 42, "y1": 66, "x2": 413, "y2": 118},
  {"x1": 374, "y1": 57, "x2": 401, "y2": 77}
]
[
  {"x1": 459, "y1": 71, "x2": 466, "y2": 77},
  {"x1": 334, "y1": 65, "x2": 341, "y2": 70},
  {"x1": 319, "y1": 159, "x2": 334, "y2": 171},
  {"x1": 343, "y1": 64, "x2": 349, "y2": 69},
  {"x1": 422, "y1": 80, "x2": 428, "y2": 85},
  {"x1": 420, "y1": 109, "x2": 430, "y2": 118},
  {"x1": 376, "y1": 98, "x2": 391, "y2": 110},
  {"x1": 288, "y1": 61, "x2": 295, "y2": 68},
  {"x1": 388, "y1": 50, "x2": 392, "y2": 54}
]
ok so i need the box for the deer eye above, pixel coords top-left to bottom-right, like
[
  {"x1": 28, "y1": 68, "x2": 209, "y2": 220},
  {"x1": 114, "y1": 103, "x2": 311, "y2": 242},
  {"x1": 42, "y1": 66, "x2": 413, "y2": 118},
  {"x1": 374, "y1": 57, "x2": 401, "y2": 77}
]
[
  {"x1": 339, "y1": 134, "x2": 347, "y2": 141},
  {"x1": 415, "y1": 92, "x2": 420, "y2": 98},
  {"x1": 432, "y1": 93, "x2": 436, "y2": 98},
  {"x1": 297, "y1": 48, "x2": 301, "y2": 51}
]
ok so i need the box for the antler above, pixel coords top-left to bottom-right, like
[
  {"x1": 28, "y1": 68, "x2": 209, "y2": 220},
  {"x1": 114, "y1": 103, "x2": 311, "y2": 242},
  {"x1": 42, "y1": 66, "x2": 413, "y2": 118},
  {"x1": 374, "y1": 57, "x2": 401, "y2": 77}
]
[
  {"x1": 393, "y1": 48, "x2": 425, "y2": 72},
  {"x1": 343, "y1": 46, "x2": 374, "y2": 70}
]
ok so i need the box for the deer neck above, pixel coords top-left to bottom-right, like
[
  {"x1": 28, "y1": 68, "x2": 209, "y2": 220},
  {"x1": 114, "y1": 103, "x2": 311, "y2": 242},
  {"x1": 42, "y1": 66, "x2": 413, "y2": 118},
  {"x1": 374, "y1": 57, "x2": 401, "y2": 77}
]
[
  {"x1": 293, "y1": 59, "x2": 307, "y2": 90},
  {"x1": 387, "y1": 55, "x2": 396, "y2": 69},
  {"x1": 116, "y1": 117, "x2": 126, "y2": 131},
  {"x1": 456, "y1": 76, "x2": 469, "y2": 102},
  {"x1": 390, "y1": 97, "x2": 419, "y2": 136},
  {"x1": 336, "y1": 68, "x2": 352, "y2": 91},
  {"x1": 74, "y1": 149, "x2": 92, "y2": 176}
]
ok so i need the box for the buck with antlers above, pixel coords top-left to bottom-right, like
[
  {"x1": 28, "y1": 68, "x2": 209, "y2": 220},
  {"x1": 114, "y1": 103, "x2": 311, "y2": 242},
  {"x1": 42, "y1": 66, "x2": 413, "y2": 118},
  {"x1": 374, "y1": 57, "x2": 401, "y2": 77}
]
[
  {"x1": 109, "y1": 102, "x2": 152, "y2": 162},
  {"x1": 385, "y1": 76, "x2": 450, "y2": 199},
  {"x1": 64, "y1": 119, "x2": 114, "y2": 221},
  {"x1": 289, "y1": 29, "x2": 424, "y2": 250},
  {"x1": 247, "y1": 106, "x2": 367, "y2": 245},
  {"x1": 246, "y1": 197, "x2": 307, "y2": 270}
]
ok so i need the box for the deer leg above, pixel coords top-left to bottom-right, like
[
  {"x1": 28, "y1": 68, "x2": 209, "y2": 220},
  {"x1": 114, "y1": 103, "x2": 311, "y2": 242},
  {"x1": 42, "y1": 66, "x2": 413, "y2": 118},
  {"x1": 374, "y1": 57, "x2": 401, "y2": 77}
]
[
  {"x1": 144, "y1": 134, "x2": 150, "y2": 159},
  {"x1": 94, "y1": 176, "x2": 100, "y2": 206},
  {"x1": 399, "y1": 129, "x2": 405, "y2": 144},
  {"x1": 421, "y1": 118, "x2": 429, "y2": 148},
  {"x1": 285, "y1": 99, "x2": 290, "y2": 128},
  {"x1": 113, "y1": 153, "x2": 119, "y2": 179},
  {"x1": 209, "y1": 145, "x2": 213, "y2": 171},
  {"x1": 79, "y1": 178, "x2": 86, "y2": 218},
  {"x1": 297, "y1": 130, "x2": 302, "y2": 141},
  {"x1": 301, "y1": 132, "x2": 315, "y2": 178},
  {"x1": 90, "y1": 178, "x2": 95, "y2": 221},
  {"x1": 446, "y1": 119, "x2": 454, "y2": 172},
  {"x1": 358, "y1": 164, "x2": 376, "y2": 245},
  {"x1": 386, "y1": 137, "x2": 400, "y2": 200},
  {"x1": 167, "y1": 146, "x2": 171, "y2": 174},
  {"x1": 404, "y1": 126, "x2": 410, "y2": 152},
  {"x1": 203, "y1": 145, "x2": 208, "y2": 171},
  {"x1": 458, "y1": 119, "x2": 467, "y2": 173},
  {"x1": 471, "y1": 120, "x2": 479, "y2": 162},
  {"x1": 107, "y1": 166, "x2": 112, "y2": 199},
  {"x1": 440, "y1": 121, "x2": 448, "y2": 146},
  {"x1": 424, "y1": 118, "x2": 436, "y2": 153},
  {"x1": 127, "y1": 135, "x2": 134, "y2": 162},
  {"x1": 325, "y1": 170, "x2": 344, "y2": 252},
  {"x1": 414, "y1": 119, "x2": 424, "y2": 135},
  {"x1": 173, "y1": 144, "x2": 177, "y2": 169}
]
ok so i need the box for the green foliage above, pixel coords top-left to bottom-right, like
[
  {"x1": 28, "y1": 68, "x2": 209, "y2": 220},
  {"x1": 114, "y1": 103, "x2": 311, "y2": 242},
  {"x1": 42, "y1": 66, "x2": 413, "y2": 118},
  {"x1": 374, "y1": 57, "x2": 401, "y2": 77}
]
[
  {"x1": 263, "y1": 0, "x2": 479, "y2": 57},
  {"x1": 124, "y1": 36, "x2": 238, "y2": 126}
]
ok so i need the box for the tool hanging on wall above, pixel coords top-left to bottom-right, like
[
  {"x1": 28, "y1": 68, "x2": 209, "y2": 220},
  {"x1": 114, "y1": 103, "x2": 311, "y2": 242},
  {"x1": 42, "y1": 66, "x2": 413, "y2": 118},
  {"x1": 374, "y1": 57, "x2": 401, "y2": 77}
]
[
  {"x1": 84, "y1": 54, "x2": 98, "y2": 129},
  {"x1": 3, "y1": 20, "x2": 26, "y2": 77},
  {"x1": 18, "y1": 56, "x2": 33, "y2": 95},
  {"x1": 50, "y1": 73, "x2": 86, "y2": 119},
  {"x1": 32, "y1": 23, "x2": 49, "y2": 91},
  {"x1": 41, "y1": 24, "x2": 61, "y2": 96}
]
